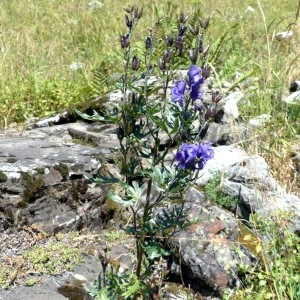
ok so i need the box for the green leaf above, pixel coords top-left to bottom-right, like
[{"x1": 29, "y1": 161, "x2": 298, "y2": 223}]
[
  {"x1": 108, "y1": 191, "x2": 134, "y2": 207},
  {"x1": 145, "y1": 243, "x2": 170, "y2": 260},
  {"x1": 92, "y1": 171, "x2": 120, "y2": 184},
  {"x1": 150, "y1": 115, "x2": 170, "y2": 135},
  {"x1": 98, "y1": 287, "x2": 110, "y2": 300},
  {"x1": 145, "y1": 245, "x2": 161, "y2": 260},
  {"x1": 169, "y1": 116, "x2": 180, "y2": 135},
  {"x1": 74, "y1": 108, "x2": 106, "y2": 122},
  {"x1": 122, "y1": 277, "x2": 140, "y2": 298},
  {"x1": 127, "y1": 181, "x2": 145, "y2": 202}
]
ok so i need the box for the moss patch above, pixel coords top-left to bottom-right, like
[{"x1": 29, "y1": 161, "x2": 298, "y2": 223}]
[
  {"x1": 20, "y1": 172, "x2": 45, "y2": 205},
  {"x1": 23, "y1": 239, "x2": 82, "y2": 275},
  {"x1": 54, "y1": 163, "x2": 69, "y2": 181},
  {"x1": 0, "y1": 171, "x2": 7, "y2": 183},
  {"x1": 5, "y1": 157, "x2": 18, "y2": 163}
]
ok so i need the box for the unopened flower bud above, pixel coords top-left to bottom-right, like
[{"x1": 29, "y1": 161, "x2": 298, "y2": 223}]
[
  {"x1": 198, "y1": 38, "x2": 203, "y2": 53},
  {"x1": 175, "y1": 35, "x2": 185, "y2": 56},
  {"x1": 123, "y1": 4, "x2": 134, "y2": 13},
  {"x1": 133, "y1": 6, "x2": 143, "y2": 19},
  {"x1": 163, "y1": 49, "x2": 172, "y2": 63},
  {"x1": 182, "y1": 111, "x2": 191, "y2": 120},
  {"x1": 132, "y1": 56, "x2": 140, "y2": 71},
  {"x1": 188, "y1": 48, "x2": 198, "y2": 65},
  {"x1": 205, "y1": 104, "x2": 217, "y2": 121},
  {"x1": 202, "y1": 44, "x2": 210, "y2": 57},
  {"x1": 158, "y1": 58, "x2": 166, "y2": 71},
  {"x1": 179, "y1": 11, "x2": 189, "y2": 24},
  {"x1": 212, "y1": 91, "x2": 223, "y2": 103},
  {"x1": 175, "y1": 35, "x2": 184, "y2": 49},
  {"x1": 145, "y1": 36, "x2": 152, "y2": 49},
  {"x1": 194, "y1": 99, "x2": 204, "y2": 111},
  {"x1": 178, "y1": 25, "x2": 187, "y2": 36},
  {"x1": 137, "y1": 7, "x2": 143, "y2": 19},
  {"x1": 199, "y1": 17, "x2": 210, "y2": 29},
  {"x1": 120, "y1": 34, "x2": 130, "y2": 48},
  {"x1": 125, "y1": 15, "x2": 133, "y2": 30},
  {"x1": 202, "y1": 66, "x2": 211, "y2": 79},
  {"x1": 165, "y1": 36, "x2": 173, "y2": 47}
]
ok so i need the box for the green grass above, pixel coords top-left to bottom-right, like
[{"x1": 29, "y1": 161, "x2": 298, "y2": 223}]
[
  {"x1": 204, "y1": 172, "x2": 240, "y2": 210},
  {"x1": 233, "y1": 212, "x2": 300, "y2": 300},
  {"x1": 0, "y1": 230, "x2": 84, "y2": 289}
]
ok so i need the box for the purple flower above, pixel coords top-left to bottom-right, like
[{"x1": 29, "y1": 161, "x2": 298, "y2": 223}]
[
  {"x1": 190, "y1": 85, "x2": 203, "y2": 101},
  {"x1": 171, "y1": 80, "x2": 186, "y2": 107},
  {"x1": 188, "y1": 65, "x2": 203, "y2": 87},
  {"x1": 176, "y1": 142, "x2": 214, "y2": 170},
  {"x1": 198, "y1": 142, "x2": 214, "y2": 161},
  {"x1": 188, "y1": 65, "x2": 204, "y2": 100}
]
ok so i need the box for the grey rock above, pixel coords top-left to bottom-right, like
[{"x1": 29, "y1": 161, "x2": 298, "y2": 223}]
[
  {"x1": 169, "y1": 199, "x2": 256, "y2": 296},
  {"x1": 0, "y1": 121, "x2": 123, "y2": 233},
  {"x1": 197, "y1": 145, "x2": 300, "y2": 231},
  {"x1": 220, "y1": 91, "x2": 244, "y2": 124},
  {"x1": 276, "y1": 30, "x2": 293, "y2": 42},
  {"x1": 69, "y1": 62, "x2": 84, "y2": 71},
  {"x1": 282, "y1": 91, "x2": 300, "y2": 103},
  {"x1": 222, "y1": 155, "x2": 300, "y2": 228},
  {"x1": 249, "y1": 114, "x2": 270, "y2": 127},
  {"x1": 204, "y1": 122, "x2": 249, "y2": 145},
  {"x1": 197, "y1": 145, "x2": 249, "y2": 185},
  {"x1": 87, "y1": 0, "x2": 103, "y2": 10}
]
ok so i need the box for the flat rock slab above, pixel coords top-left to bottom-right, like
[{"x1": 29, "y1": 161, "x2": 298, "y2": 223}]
[
  {"x1": 0, "y1": 122, "x2": 117, "y2": 179},
  {"x1": 0, "y1": 121, "x2": 119, "y2": 233}
]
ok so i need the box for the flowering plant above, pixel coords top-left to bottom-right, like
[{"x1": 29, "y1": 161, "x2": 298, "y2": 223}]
[
  {"x1": 176, "y1": 142, "x2": 214, "y2": 170},
  {"x1": 77, "y1": 3, "x2": 221, "y2": 298}
]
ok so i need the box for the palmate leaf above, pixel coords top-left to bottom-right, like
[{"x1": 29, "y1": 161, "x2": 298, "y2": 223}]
[
  {"x1": 127, "y1": 181, "x2": 146, "y2": 203},
  {"x1": 108, "y1": 191, "x2": 135, "y2": 208},
  {"x1": 144, "y1": 242, "x2": 170, "y2": 260}
]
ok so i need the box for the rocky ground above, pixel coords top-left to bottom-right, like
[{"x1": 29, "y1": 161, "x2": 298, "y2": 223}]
[{"x1": 0, "y1": 84, "x2": 299, "y2": 299}]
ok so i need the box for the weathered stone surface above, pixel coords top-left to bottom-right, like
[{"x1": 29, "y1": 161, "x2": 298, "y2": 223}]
[
  {"x1": 204, "y1": 122, "x2": 249, "y2": 145},
  {"x1": 215, "y1": 91, "x2": 244, "y2": 124},
  {"x1": 248, "y1": 114, "x2": 270, "y2": 127},
  {"x1": 169, "y1": 190, "x2": 256, "y2": 296},
  {"x1": 0, "y1": 121, "x2": 121, "y2": 233},
  {"x1": 197, "y1": 145, "x2": 300, "y2": 232},
  {"x1": 223, "y1": 155, "x2": 300, "y2": 228}
]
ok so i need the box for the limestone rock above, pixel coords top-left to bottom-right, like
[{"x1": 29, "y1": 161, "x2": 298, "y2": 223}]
[
  {"x1": 169, "y1": 192, "x2": 256, "y2": 296},
  {"x1": 0, "y1": 121, "x2": 121, "y2": 233}
]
